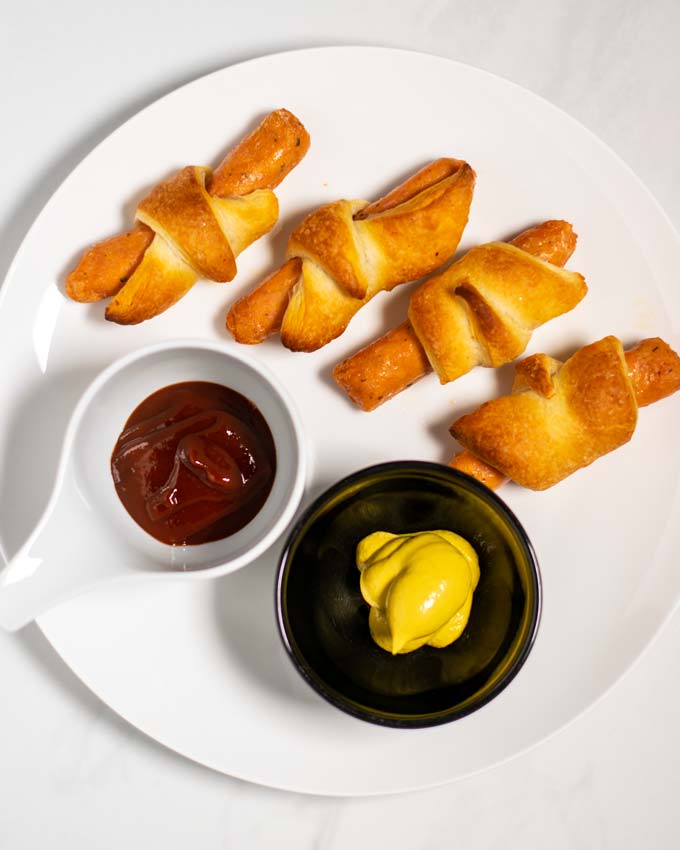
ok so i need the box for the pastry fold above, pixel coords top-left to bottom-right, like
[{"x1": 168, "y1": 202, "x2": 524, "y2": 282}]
[
  {"x1": 66, "y1": 109, "x2": 310, "y2": 324},
  {"x1": 226, "y1": 158, "x2": 476, "y2": 351},
  {"x1": 333, "y1": 220, "x2": 585, "y2": 410},
  {"x1": 409, "y1": 242, "x2": 586, "y2": 383},
  {"x1": 450, "y1": 336, "x2": 680, "y2": 490}
]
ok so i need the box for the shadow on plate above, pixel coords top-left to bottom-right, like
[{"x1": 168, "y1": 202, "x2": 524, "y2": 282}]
[{"x1": 212, "y1": 547, "x2": 321, "y2": 708}]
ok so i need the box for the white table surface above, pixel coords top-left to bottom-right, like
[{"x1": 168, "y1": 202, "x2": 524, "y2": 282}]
[{"x1": 2, "y1": 0, "x2": 679, "y2": 845}]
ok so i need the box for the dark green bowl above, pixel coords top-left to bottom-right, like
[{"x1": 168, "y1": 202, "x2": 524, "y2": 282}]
[{"x1": 276, "y1": 462, "x2": 541, "y2": 728}]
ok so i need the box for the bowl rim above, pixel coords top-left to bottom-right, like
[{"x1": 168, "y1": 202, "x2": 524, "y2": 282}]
[{"x1": 275, "y1": 460, "x2": 542, "y2": 728}]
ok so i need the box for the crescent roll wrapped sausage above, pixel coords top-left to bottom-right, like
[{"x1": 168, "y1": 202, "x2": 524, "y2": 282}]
[
  {"x1": 333, "y1": 220, "x2": 586, "y2": 410},
  {"x1": 226, "y1": 158, "x2": 476, "y2": 351},
  {"x1": 66, "y1": 109, "x2": 310, "y2": 324},
  {"x1": 449, "y1": 336, "x2": 680, "y2": 490}
]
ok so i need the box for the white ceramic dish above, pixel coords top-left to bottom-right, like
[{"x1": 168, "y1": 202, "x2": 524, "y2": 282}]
[
  {"x1": 0, "y1": 340, "x2": 306, "y2": 630},
  {"x1": 0, "y1": 46, "x2": 679, "y2": 796}
]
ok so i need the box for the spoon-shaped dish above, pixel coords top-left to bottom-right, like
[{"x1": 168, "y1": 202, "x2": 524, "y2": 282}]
[{"x1": 0, "y1": 340, "x2": 306, "y2": 631}]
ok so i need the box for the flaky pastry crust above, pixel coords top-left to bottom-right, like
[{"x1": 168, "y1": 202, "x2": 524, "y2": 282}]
[
  {"x1": 451, "y1": 336, "x2": 639, "y2": 490},
  {"x1": 227, "y1": 158, "x2": 476, "y2": 351}
]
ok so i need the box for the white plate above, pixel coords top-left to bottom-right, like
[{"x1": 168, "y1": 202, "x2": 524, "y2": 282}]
[{"x1": 1, "y1": 46, "x2": 679, "y2": 796}]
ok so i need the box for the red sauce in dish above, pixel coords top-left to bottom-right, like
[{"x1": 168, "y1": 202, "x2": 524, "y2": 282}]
[{"x1": 111, "y1": 382, "x2": 276, "y2": 545}]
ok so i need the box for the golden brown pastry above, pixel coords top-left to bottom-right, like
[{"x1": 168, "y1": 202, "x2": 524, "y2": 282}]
[
  {"x1": 449, "y1": 336, "x2": 680, "y2": 490},
  {"x1": 66, "y1": 109, "x2": 310, "y2": 324},
  {"x1": 226, "y1": 158, "x2": 476, "y2": 351},
  {"x1": 333, "y1": 220, "x2": 586, "y2": 410}
]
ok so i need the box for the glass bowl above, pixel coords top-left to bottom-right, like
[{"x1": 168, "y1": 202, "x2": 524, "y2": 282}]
[{"x1": 276, "y1": 461, "x2": 541, "y2": 728}]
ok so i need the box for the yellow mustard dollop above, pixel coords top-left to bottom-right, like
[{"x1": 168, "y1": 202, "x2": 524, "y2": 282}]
[{"x1": 356, "y1": 530, "x2": 480, "y2": 655}]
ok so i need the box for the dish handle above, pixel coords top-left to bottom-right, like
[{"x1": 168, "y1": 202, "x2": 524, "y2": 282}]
[{"x1": 0, "y1": 499, "x2": 128, "y2": 631}]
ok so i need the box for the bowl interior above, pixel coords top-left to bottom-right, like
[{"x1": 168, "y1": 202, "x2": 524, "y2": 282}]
[
  {"x1": 278, "y1": 463, "x2": 540, "y2": 727},
  {"x1": 69, "y1": 342, "x2": 304, "y2": 573}
]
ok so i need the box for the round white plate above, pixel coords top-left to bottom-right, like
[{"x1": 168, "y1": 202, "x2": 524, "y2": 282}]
[{"x1": 1, "y1": 47, "x2": 679, "y2": 796}]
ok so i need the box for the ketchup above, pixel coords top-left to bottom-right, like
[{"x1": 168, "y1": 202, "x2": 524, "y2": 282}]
[{"x1": 111, "y1": 382, "x2": 276, "y2": 545}]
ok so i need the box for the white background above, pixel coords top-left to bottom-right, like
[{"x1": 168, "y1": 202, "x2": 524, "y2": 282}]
[{"x1": 1, "y1": 0, "x2": 679, "y2": 846}]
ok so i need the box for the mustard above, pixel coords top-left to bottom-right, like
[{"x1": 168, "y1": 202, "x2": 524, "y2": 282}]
[{"x1": 356, "y1": 530, "x2": 480, "y2": 655}]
